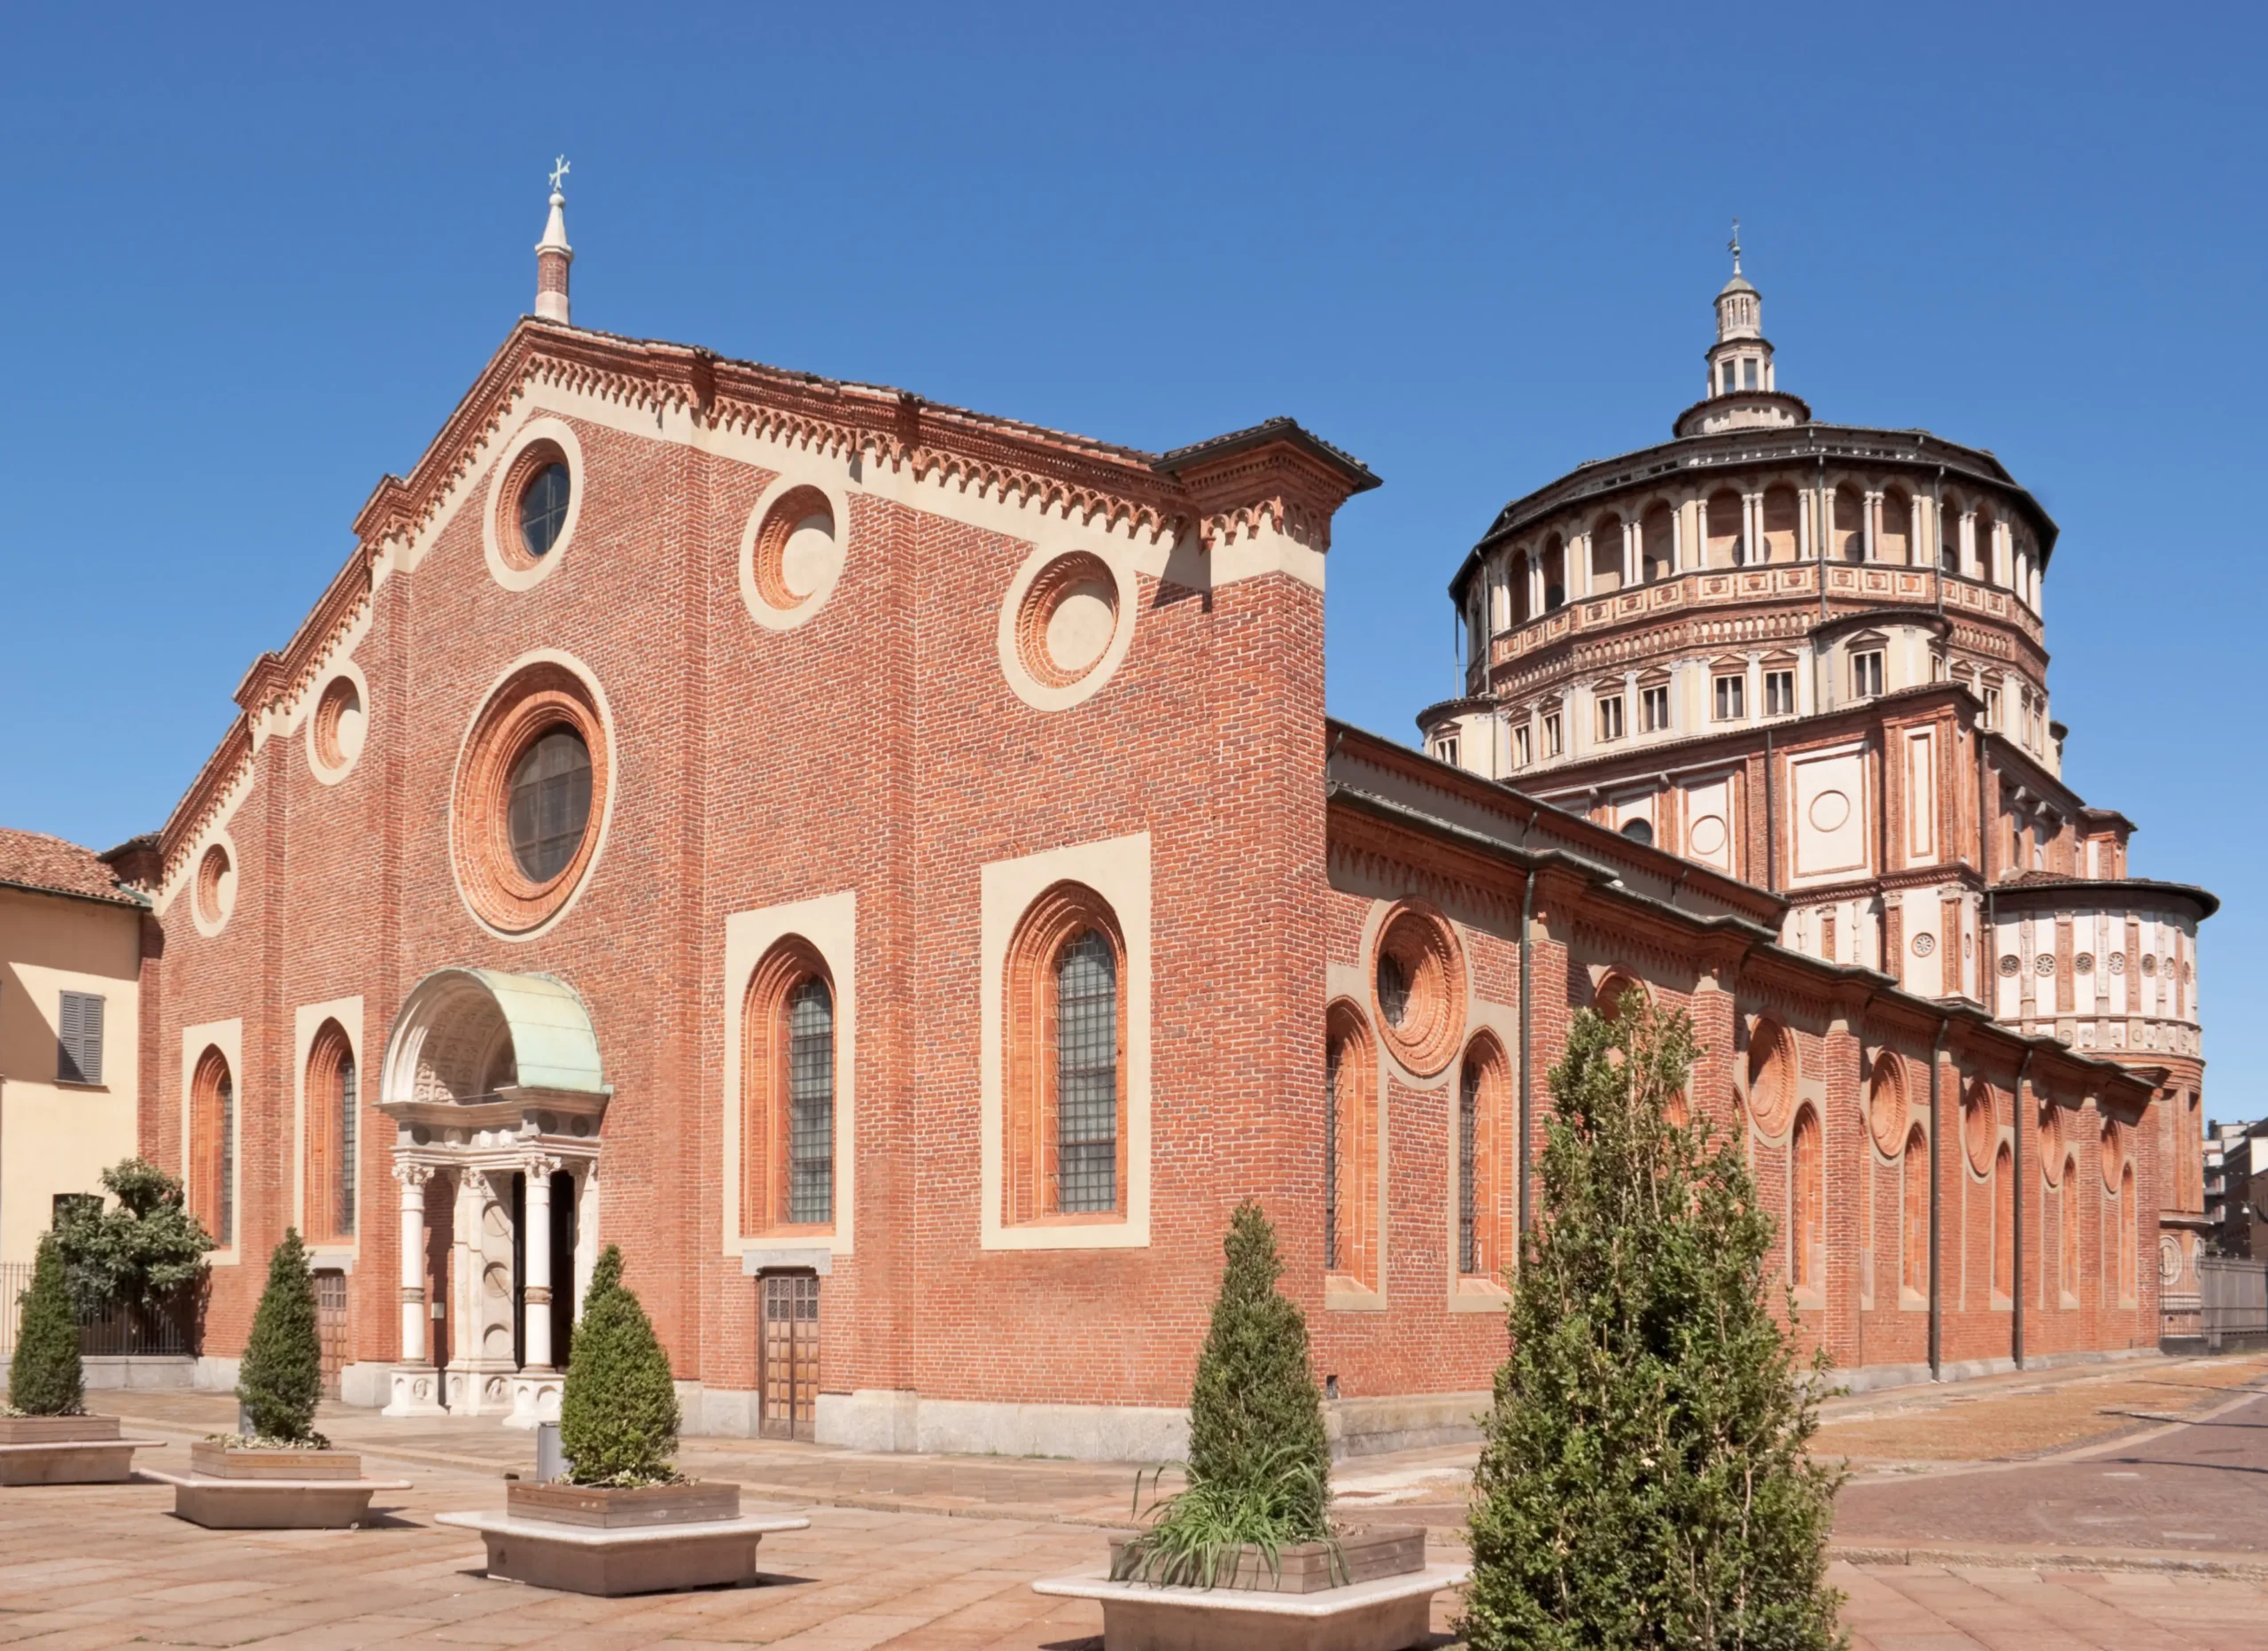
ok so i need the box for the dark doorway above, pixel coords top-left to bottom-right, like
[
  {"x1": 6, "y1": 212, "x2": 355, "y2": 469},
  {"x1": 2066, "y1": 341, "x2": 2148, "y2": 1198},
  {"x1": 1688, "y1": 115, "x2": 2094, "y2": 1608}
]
[
  {"x1": 510, "y1": 1173, "x2": 527, "y2": 1370},
  {"x1": 314, "y1": 1269, "x2": 348, "y2": 1399},
  {"x1": 549, "y1": 1170, "x2": 576, "y2": 1368},
  {"x1": 758, "y1": 1273, "x2": 819, "y2": 1441}
]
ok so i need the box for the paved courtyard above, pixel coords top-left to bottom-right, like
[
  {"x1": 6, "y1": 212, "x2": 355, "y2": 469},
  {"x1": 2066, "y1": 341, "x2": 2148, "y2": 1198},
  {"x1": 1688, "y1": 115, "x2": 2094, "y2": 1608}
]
[{"x1": 3, "y1": 1356, "x2": 2265, "y2": 1648}]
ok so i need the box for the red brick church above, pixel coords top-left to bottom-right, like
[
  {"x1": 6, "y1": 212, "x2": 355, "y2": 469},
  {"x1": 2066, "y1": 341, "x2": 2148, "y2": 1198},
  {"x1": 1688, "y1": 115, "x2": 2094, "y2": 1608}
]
[{"x1": 127, "y1": 184, "x2": 2188, "y2": 1455}]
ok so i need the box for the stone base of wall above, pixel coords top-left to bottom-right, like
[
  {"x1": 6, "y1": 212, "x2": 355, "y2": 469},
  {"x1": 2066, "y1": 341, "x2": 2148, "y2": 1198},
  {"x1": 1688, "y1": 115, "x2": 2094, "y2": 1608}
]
[
  {"x1": 339, "y1": 1362, "x2": 393, "y2": 1409},
  {"x1": 1837, "y1": 1345, "x2": 2161, "y2": 1398},
  {"x1": 81, "y1": 1356, "x2": 195, "y2": 1391},
  {"x1": 1324, "y1": 1392, "x2": 1490, "y2": 1458},
  {"x1": 192, "y1": 1356, "x2": 242, "y2": 1393}
]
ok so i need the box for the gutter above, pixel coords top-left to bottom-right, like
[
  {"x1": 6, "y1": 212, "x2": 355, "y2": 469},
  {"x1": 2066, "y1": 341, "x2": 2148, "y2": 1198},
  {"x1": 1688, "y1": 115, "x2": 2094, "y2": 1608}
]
[
  {"x1": 1930, "y1": 1018, "x2": 1948, "y2": 1380},
  {"x1": 2012, "y1": 1047, "x2": 2034, "y2": 1368}
]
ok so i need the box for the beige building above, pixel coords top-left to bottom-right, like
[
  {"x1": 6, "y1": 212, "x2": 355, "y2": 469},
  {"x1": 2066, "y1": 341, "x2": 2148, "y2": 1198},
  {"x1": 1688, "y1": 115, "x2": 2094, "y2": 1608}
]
[{"x1": 0, "y1": 829, "x2": 154, "y2": 1266}]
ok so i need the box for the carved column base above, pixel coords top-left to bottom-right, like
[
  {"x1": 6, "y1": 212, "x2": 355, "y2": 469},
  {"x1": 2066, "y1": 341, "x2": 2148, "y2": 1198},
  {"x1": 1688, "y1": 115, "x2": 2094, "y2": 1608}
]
[
  {"x1": 502, "y1": 1371, "x2": 566, "y2": 1430},
  {"x1": 382, "y1": 1365, "x2": 449, "y2": 1418}
]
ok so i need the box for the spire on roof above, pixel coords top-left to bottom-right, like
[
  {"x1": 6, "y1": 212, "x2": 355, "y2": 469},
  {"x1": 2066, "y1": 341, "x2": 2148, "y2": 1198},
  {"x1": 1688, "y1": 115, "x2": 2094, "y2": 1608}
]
[{"x1": 535, "y1": 156, "x2": 573, "y2": 326}]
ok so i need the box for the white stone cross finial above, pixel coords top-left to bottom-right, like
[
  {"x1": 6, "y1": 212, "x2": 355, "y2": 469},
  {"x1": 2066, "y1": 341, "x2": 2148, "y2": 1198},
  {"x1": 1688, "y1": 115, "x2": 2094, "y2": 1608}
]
[
  {"x1": 1728, "y1": 216, "x2": 1742, "y2": 274},
  {"x1": 549, "y1": 154, "x2": 571, "y2": 196}
]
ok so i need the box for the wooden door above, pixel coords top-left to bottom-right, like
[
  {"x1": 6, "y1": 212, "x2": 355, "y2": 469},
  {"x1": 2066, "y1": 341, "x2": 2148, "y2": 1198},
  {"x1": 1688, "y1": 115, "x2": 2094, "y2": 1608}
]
[
  {"x1": 314, "y1": 1269, "x2": 348, "y2": 1399},
  {"x1": 758, "y1": 1274, "x2": 819, "y2": 1441}
]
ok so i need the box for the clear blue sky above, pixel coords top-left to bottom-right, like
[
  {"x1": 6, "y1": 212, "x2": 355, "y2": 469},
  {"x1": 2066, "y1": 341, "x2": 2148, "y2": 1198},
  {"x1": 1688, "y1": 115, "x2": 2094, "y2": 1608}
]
[{"x1": 2, "y1": 4, "x2": 2260, "y2": 1110}]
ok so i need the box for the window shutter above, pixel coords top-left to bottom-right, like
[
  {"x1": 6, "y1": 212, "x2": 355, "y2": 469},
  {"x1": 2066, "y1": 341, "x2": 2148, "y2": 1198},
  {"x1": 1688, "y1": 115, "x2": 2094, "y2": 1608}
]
[
  {"x1": 58, "y1": 992, "x2": 82, "y2": 1083},
  {"x1": 79, "y1": 995, "x2": 104, "y2": 1086}
]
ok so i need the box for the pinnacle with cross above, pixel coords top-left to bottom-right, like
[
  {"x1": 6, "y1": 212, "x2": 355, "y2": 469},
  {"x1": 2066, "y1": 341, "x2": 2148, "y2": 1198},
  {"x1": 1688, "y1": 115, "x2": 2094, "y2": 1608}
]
[
  {"x1": 549, "y1": 155, "x2": 571, "y2": 197},
  {"x1": 1728, "y1": 217, "x2": 1742, "y2": 275}
]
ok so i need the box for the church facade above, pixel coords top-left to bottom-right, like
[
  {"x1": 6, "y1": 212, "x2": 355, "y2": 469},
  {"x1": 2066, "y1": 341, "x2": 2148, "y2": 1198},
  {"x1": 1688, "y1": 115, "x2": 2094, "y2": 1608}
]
[{"x1": 130, "y1": 192, "x2": 2175, "y2": 1455}]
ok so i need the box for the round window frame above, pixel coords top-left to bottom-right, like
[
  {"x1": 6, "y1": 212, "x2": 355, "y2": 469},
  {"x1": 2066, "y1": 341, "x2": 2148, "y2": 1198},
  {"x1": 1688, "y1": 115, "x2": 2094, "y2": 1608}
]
[
  {"x1": 1744, "y1": 1019, "x2": 1798, "y2": 1139},
  {"x1": 1368, "y1": 901, "x2": 1467, "y2": 1078},
  {"x1": 2038, "y1": 1097, "x2": 2065, "y2": 1185},
  {"x1": 450, "y1": 652, "x2": 616, "y2": 940},
  {"x1": 997, "y1": 542, "x2": 1138, "y2": 712},
  {"x1": 190, "y1": 835, "x2": 237, "y2": 937},
  {"x1": 483, "y1": 417, "x2": 586, "y2": 593},
  {"x1": 305, "y1": 661, "x2": 370, "y2": 786},
  {"x1": 1961, "y1": 1079, "x2": 1997, "y2": 1177},
  {"x1": 2099, "y1": 1116, "x2": 2125, "y2": 1192},
  {"x1": 1865, "y1": 1050, "x2": 1907, "y2": 1159},
  {"x1": 739, "y1": 470, "x2": 851, "y2": 632}
]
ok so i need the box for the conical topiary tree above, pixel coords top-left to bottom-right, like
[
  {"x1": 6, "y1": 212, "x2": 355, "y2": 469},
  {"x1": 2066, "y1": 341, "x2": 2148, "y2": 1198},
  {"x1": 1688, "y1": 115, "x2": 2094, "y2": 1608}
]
[
  {"x1": 237, "y1": 1229, "x2": 323, "y2": 1444},
  {"x1": 558, "y1": 1244, "x2": 680, "y2": 1485},
  {"x1": 9, "y1": 1235, "x2": 84, "y2": 1416},
  {"x1": 1115, "y1": 1200, "x2": 1334, "y2": 1585},
  {"x1": 1460, "y1": 995, "x2": 1845, "y2": 1651}
]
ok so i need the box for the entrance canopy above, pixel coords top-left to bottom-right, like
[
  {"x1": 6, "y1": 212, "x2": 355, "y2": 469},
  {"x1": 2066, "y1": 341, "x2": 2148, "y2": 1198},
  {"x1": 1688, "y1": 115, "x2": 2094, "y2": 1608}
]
[{"x1": 379, "y1": 967, "x2": 608, "y2": 1114}]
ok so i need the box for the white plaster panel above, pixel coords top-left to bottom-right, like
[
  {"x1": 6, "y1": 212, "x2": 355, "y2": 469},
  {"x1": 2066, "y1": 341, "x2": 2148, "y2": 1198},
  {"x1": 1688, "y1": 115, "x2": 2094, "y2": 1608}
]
[
  {"x1": 1682, "y1": 774, "x2": 1735, "y2": 872},
  {"x1": 1904, "y1": 728, "x2": 1936, "y2": 864},
  {"x1": 979, "y1": 833, "x2": 1152, "y2": 1251},
  {"x1": 1790, "y1": 748, "x2": 1868, "y2": 881},
  {"x1": 720, "y1": 890, "x2": 858, "y2": 1257}
]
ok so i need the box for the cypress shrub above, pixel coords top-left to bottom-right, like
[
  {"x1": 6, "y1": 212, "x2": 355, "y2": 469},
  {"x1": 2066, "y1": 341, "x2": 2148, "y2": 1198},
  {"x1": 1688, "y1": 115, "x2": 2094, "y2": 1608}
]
[
  {"x1": 1460, "y1": 995, "x2": 1845, "y2": 1651},
  {"x1": 237, "y1": 1229, "x2": 324, "y2": 1445},
  {"x1": 1115, "y1": 1200, "x2": 1333, "y2": 1585},
  {"x1": 558, "y1": 1245, "x2": 680, "y2": 1485},
  {"x1": 8, "y1": 1236, "x2": 84, "y2": 1416}
]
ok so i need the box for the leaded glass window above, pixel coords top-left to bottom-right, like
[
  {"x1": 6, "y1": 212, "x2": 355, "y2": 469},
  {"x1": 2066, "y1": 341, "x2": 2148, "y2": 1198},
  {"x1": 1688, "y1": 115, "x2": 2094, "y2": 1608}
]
[
  {"x1": 1055, "y1": 929, "x2": 1117, "y2": 1213},
  {"x1": 338, "y1": 1052, "x2": 357, "y2": 1237},
  {"x1": 1458, "y1": 1058, "x2": 1480, "y2": 1274},
  {"x1": 787, "y1": 977, "x2": 834, "y2": 1225},
  {"x1": 1324, "y1": 1039, "x2": 1342, "y2": 1272},
  {"x1": 519, "y1": 462, "x2": 571, "y2": 558},
  {"x1": 219, "y1": 1073, "x2": 235, "y2": 1246},
  {"x1": 1377, "y1": 953, "x2": 1410, "y2": 1028},
  {"x1": 508, "y1": 728, "x2": 592, "y2": 882}
]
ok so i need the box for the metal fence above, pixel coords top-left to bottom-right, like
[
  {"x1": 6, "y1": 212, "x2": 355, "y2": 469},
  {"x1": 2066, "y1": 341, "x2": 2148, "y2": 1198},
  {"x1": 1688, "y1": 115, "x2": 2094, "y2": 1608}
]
[
  {"x1": 0, "y1": 1263, "x2": 198, "y2": 1362},
  {"x1": 2194, "y1": 1256, "x2": 2268, "y2": 1351}
]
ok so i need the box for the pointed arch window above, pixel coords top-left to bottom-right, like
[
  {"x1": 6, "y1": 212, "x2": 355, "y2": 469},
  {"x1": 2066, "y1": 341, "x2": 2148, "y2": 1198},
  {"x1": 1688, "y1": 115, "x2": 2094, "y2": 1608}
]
[
  {"x1": 744, "y1": 940, "x2": 837, "y2": 1233},
  {"x1": 305, "y1": 1022, "x2": 358, "y2": 1242},
  {"x1": 2060, "y1": 1156, "x2": 2082, "y2": 1305},
  {"x1": 1458, "y1": 1035, "x2": 1509, "y2": 1280},
  {"x1": 191, "y1": 1048, "x2": 235, "y2": 1246},
  {"x1": 1004, "y1": 884, "x2": 1127, "y2": 1225},
  {"x1": 2117, "y1": 1163, "x2": 2137, "y2": 1305},
  {"x1": 1790, "y1": 1105, "x2": 1823, "y2": 1292},
  {"x1": 1324, "y1": 1002, "x2": 1379, "y2": 1288},
  {"x1": 1901, "y1": 1125, "x2": 1929, "y2": 1298},
  {"x1": 1993, "y1": 1143, "x2": 2015, "y2": 1301}
]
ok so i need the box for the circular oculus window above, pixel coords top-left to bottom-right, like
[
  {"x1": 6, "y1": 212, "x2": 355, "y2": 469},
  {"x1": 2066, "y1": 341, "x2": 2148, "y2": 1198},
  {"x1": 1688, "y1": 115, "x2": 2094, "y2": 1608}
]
[
  {"x1": 1369, "y1": 902, "x2": 1466, "y2": 1077},
  {"x1": 1864, "y1": 1051, "x2": 1905, "y2": 1158},
  {"x1": 2100, "y1": 1118, "x2": 2125, "y2": 1191},
  {"x1": 452, "y1": 660, "x2": 611, "y2": 935},
  {"x1": 740, "y1": 477, "x2": 848, "y2": 632},
  {"x1": 1748, "y1": 1021, "x2": 1798, "y2": 1139},
  {"x1": 1017, "y1": 553, "x2": 1121, "y2": 689},
  {"x1": 2038, "y1": 1100, "x2": 2064, "y2": 1182},
  {"x1": 308, "y1": 672, "x2": 367, "y2": 779},
  {"x1": 195, "y1": 842, "x2": 235, "y2": 929},
  {"x1": 1961, "y1": 1084, "x2": 1996, "y2": 1176},
  {"x1": 483, "y1": 419, "x2": 586, "y2": 591}
]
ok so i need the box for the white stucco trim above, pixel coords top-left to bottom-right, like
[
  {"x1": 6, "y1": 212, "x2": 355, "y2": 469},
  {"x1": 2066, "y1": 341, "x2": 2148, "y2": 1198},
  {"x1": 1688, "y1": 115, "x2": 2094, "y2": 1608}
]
[
  {"x1": 738, "y1": 469, "x2": 853, "y2": 632},
  {"x1": 995, "y1": 543, "x2": 1141, "y2": 712},
  {"x1": 447, "y1": 647, "x2": 619, "y2": 945},
  {"x1": 179, "y1": 1018, "x2": 244, "y2": 1266},
  {"x1": 481, "y1": 416, "x2": 586, "y2": 593},
  {"x1": 303, "y1": 658, "x2": 371, "y2": 787},
  {"x1": 980, "y1": 833, "x2": 1153, "y2": 1251},
  {"x1": 719, "y1": 890, "x2": 858, "y2": 1257},
  {"x1": 1210, "y1": 519, "x2": 1326, "y2": 592},
  {"x1": 290, "y1": 996, "x2": 365, "y2": 1256}
]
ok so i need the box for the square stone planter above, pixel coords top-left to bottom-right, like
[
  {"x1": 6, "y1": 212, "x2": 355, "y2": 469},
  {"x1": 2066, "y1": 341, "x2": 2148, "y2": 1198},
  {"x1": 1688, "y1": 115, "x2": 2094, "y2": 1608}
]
[
  {"x1": 1038, "y1": 1528, "x2": 1468, "y2": 1651},
  {"x1": 144, "y1": 1441, "x2": 411, "y2": 1528},
  {"x1": 0, "y1": 1414, "x2": 158, "y2": 1485},
  {"x1": 439, "y1": 1479, "x2": 810, "y2": 1595}
]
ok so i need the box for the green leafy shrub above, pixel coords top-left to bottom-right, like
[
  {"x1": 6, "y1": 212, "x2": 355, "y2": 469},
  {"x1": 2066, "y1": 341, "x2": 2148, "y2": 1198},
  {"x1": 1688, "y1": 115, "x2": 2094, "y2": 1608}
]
[
  {"x1": 8, "y1": 1236, "x2": 84, "y2": 1416},
  {"x1": 558, "y1": 1245, "x2": 680, "y2": 1485},
  {"x1": 1113, "y1": 1200, "x2": 1334, "y2": 1586},
  {"x1": 51, "y1": 1158, "x2": 214, "y2": 1320},
  {"x1": 1460, "y1": 994, "x2": 1845, "y2": 1651},
  {"x1": 237, "y1": 1229, "x2": 324, "y2": 1446}
]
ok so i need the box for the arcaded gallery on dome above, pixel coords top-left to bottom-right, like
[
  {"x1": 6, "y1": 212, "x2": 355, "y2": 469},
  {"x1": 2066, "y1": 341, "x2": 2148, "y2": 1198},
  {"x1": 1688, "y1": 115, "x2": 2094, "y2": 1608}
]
[{"x1": 120, "y1": 192, "x2": 2206, "y2": 1456}]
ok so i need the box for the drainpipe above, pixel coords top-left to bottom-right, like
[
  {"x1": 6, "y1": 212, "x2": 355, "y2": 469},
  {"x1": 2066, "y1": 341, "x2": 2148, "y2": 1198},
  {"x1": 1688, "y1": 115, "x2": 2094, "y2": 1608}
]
[
  {"x1": 1933, "y1": 465, "x2": 1948, "y2": 613},
  {"x1": 1817, "y1": 453, "x2": 1829, "y2": 623},
  {"x1": 1517, "y1": 854, "x2": 1538, "y2": 1238},
  {"x1": 1763, "y1": 725, "x2": 1778, "y2": 895},
  {"x1": 2012, "y1": 1047, "x2": 2033, "y2": 1368},
  {"x1": 1929, "y1": 1019, "x2": 1949, "y2": 1380}
]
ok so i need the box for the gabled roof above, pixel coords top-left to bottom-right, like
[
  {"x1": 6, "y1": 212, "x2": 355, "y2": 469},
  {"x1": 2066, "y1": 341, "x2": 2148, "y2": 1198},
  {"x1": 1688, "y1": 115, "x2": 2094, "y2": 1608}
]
[{"x1": 0, "y1": 827, "x2": 146, "y2": 909}]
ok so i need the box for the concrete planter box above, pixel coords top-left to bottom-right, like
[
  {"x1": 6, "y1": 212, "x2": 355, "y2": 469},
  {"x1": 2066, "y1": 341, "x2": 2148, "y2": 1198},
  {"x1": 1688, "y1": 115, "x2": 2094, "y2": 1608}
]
[
  {"x1": 506, "y1": 1478, "x2": 740, "y2": 1527},
  {"x1": 437, "y1": 1487, "x2": 809, "y2": 1596},
  {"x1": 1038, "y1": 1530, "x2": 1466, "y2": 1651},
  {"x1": 144, "y1": 1442, "x2": 410, "y2": 1528},
  {"x1": 0, "y1": 1414, "x2": 158, "y2": 1484},
  {"x1": 1107, "y1": 1526, "x2": 1425, "y2": 1594}
]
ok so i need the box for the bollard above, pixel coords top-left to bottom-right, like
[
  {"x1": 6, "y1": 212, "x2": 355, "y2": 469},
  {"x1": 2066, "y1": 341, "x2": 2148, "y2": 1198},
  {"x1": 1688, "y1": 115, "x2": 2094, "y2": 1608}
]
[{"x1": 536, "y1": 1421, "x2": 567, "y2": 1484}]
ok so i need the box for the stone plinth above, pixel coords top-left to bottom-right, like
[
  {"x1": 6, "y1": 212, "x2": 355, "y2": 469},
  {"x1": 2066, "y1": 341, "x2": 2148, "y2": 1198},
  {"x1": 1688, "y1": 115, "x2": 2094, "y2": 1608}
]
[
  {"x1": 145, "y1": 1445, "x2": 411, "y2": 1528},
  {"x1": 436, "y1": 1508, "x2": 809, "y2": 1595},
  {"x1": 1032, "y1": 1562, "x2": 1470, "y2": 1651},
  {"x1": 0, "y1": 1415, "x2": 159, "y2": 1484}
]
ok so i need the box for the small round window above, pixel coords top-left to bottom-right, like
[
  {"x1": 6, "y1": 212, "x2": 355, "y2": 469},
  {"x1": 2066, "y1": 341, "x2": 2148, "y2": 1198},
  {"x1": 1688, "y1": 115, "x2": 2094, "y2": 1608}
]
[
  {"x1": 1376, "y1": 953, "x2": 1411, "y2": 1027},
  {"x1": 519, "y1": 463, "x2": 571, "y2": 560},
  {"x1": 506, "y1": 726, "x2": 592, "y2": 882},
  {"x1": 1620, "y1": 818, "x2": 1654, "y2": 846}
]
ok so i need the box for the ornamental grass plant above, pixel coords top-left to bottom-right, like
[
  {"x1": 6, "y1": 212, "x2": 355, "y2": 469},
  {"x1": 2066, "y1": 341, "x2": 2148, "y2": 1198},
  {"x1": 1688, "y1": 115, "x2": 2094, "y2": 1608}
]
[
  {"x1": 7, "y1": 1236, "x2": 84, "y2": 1417},
  {"x1": 236, "y1": 1229, "x2": 325, "y2": 1446},
  {"x1": 1113, "y1": 1200, "x2": 1337, "y2": 1588},
  {"x1": 558, "y1": 1244, "x2": 681, "y2": 1486},
  {"x1": 1460, "y1": 994, "x2": 1845, "y2": 1651}
]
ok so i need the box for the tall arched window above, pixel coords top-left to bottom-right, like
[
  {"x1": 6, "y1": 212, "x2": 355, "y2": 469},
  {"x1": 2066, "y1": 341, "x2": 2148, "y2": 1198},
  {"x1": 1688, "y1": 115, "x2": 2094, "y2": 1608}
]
[
  {"x1": 1790, "y1": 1105, "x2": 1823, "y2": 1291},
  {"x1": 305, "y1": 1022, "x2": 357, "y2": 1241},
  {"x1": 1878, "y1": 486, "x2": 1912, "y2": 564},
  {"x1": 2117, "y1": 1163, "x2": 2137, "y2": 1304},
  {"x1": 1706, "y1": 489, "x2": 1744, "y2": 567},
  {"x1": 743, "y1": 939, "x2": 836, "y2": 1233},
  {"x1": 1640, "y1": 502, "x2": 1675, "y2": 582},
  {"x1": 1833, "y1": 487, "x2": 1866, "y2": 562},
  {"x1": 1761, "y1": 484, "x2": 1801, "y2": 562},
  {"x1": 1004, "y1": 883, "x2": 1127, "y2": 1225},
  {"x1": 2060, "y1": 1155, "x2": 2081, "y2": 1303},
  {"x1": 1992, "y1": 1143, "x2": 2015, "y2": 1299},
  {"x1": 190, "y1": 1047, "x2": 235, "y2": 1246},
  {"x1": 1458, "y1": 1035, "x2": 1509, "y2": 1280},
  {"x1": 1324, "y1": 1002, "x2": 1378, "y2": 1287},
  {"x1": 1901, "y1": 1125, "x2": 1929, "y2": 1297}
]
